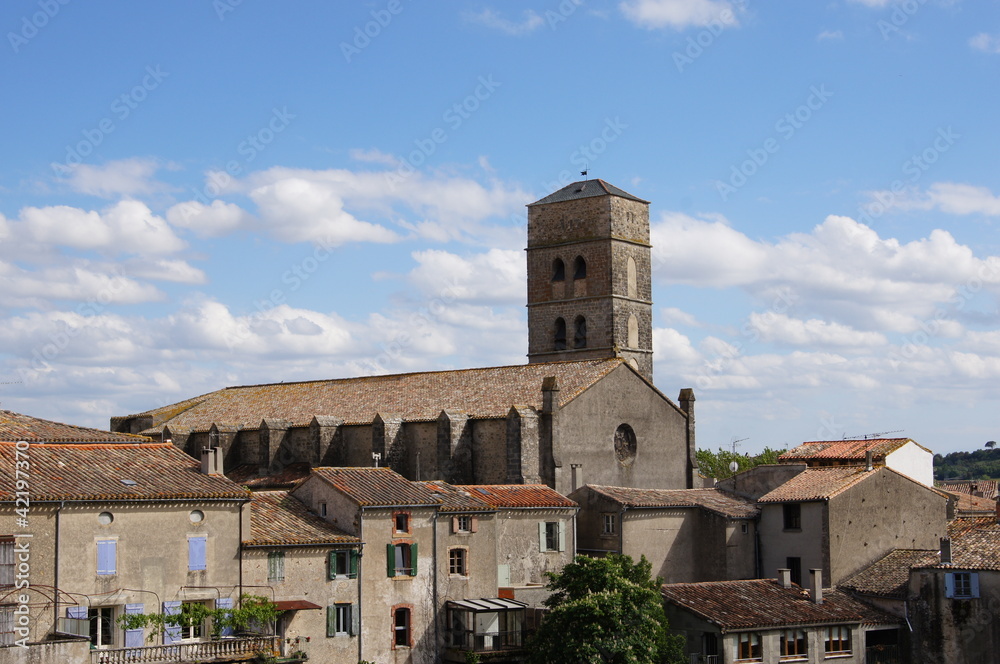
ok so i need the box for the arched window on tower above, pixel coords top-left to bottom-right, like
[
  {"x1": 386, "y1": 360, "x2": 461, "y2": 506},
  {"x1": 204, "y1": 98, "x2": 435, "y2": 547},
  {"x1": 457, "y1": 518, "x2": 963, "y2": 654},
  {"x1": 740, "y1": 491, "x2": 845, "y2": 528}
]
[
  {"x1": 554, "y1": 318, "x2": 567, "y2": 351},
  {"x1": 626, "y1": 257, "x2": 637, "y2": 299},
  {"x1": 627, "y1": 314, "x2": 639, "y2": 348},
  {"x1": 573, "y1": 256, "x2": 587, "y2": 280},
  {"x1": 552, "y1": 258, "x2": 565, "y2": 282},
  {"x1": 574, "y1": 316, "x2": 587, "y2": 349}
]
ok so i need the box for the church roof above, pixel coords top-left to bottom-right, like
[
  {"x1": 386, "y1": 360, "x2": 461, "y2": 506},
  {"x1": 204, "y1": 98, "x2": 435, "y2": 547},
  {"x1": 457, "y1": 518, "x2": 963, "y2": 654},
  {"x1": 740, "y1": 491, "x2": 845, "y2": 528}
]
[
  {"x1": 1, "y1": 409, "x2": 152, "y2": 443},
  {"x1": 528, "y1": 179, "x2": 649, "y2": 206},
  {"x1": 118, "y1": 358, "x2": 629, "y2": 435},
  {"x1": 583, "y1": 485, "x2": 759, "y2": 519}
]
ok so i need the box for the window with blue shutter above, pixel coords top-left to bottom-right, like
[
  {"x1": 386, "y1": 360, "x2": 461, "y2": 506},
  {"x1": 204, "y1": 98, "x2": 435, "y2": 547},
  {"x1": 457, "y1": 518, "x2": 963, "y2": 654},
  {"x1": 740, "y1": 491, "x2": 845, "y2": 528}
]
[
  {"x1": 124, "y1": 603, "x2": 144, "y2": 649},
  {"x1": 163, "y1": 602, "x2": 181, "y2": 644},
  {"x1": 216, "y1": 598, "x2": 234, "y2": 637},
  {"x1": 97, "y1": 540, "x2": 116, "y2": 575},
  {"x1": 65, "y1": 606, "x2": 88, "y2": 638},
  {"x1": 188, "y1": 536, "x2": 207, "y2": 571}
]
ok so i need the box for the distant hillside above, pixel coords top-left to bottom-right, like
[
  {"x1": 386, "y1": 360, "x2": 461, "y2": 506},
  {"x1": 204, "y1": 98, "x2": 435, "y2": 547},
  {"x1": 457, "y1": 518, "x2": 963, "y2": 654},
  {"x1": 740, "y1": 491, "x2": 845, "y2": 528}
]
[{"x1": 934, "y1": 447, "x2": 1000, "y2": 480}]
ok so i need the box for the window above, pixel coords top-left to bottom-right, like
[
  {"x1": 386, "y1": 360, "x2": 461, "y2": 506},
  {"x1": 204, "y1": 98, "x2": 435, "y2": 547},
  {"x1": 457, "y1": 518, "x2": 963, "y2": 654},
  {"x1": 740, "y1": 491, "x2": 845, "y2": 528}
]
[
  {"x1": 783, "y1": 503, "x2": 801, "y2": 530},
  {"x1": 89, "y1": 607, "x2": 115, "y2": 648},
  {"x1": 327, "y1": 603, "x2": 354, "y2": 637},
  {"x1": 97, "y1": 539, "x2": 116, "y2": 575},
  {"x1": 602, "y1": 513, "x2": 617, "y2": 536},
  {"x1": 946, "y1": 571, "x2": 980, "y2": 598},
  {"x1": 0, "y1": 605, "x2": 14, "y2": 646},
  {"x1": 787, "y1": 557, "x2": 801, "y2": 587},
  {"x1": 0, "y1": 539, "x2": 13, "y2": 586},
  {"x1": 825, "y1": 626, "x2": 851, "y2": 654},
  {"x1": 330, "y1": 550, "x2": 359, "y2": 579},
  {"x1": 552, "y1": 258, "x2": 565, "y2": 282},
  {"x1": 387, "y1": 543, "x2": 417, "y2": 577},
  {"x1": 573, "y1": 256, "x2": 587, "y2": 279},
  {"x1": 394, "y1": 512, "x2": 410, "y2": 534},
  {"x1": 449, "y1": 548, "x2": 468, "y2": 576},
  {"x1": 554, "y1": 318, "x2": 567, "y2": 351},
  {"x1": 180, "y1": 602, "x2": 206, "y2": 640},
  {"x1": 188, "y1": 535, "x2": 207, "y2": 571},
  {"x1": 736, "y1": 632, "x2": 762, "y2": 661},
  {"x1": 98, "y1": 512, "x2": 114, "y2": 525},
  {"x1": 573, "y1": 316, "x2": 587, "y2": 349},
  {"x1": 626, "y1": 256, "x2": 637, "y2": 298},
  {"x1": 779, "y1": 629, "x2": 808, "y2": 659},
  {"x1": 268, "y1": 551, "x2": 285, "y2": 582},
  {"x1": 614, "y1": 424, "x2": 638, "y2": 466},
  {"x1": 453, "y1": 515, "x2": 475, "y2": 533},
  {"x1": 540, "y1": 521, "x2": 565, "y2": 552},
  {"x1": 627, "y1": 314, "x2": 639, "y2": 348},
  {"x1": 319, "y1": 502, "x2": 328, "y2": 518},
  {"x1": 393, "y1": 607, "x2": 411, "y2": 648}
]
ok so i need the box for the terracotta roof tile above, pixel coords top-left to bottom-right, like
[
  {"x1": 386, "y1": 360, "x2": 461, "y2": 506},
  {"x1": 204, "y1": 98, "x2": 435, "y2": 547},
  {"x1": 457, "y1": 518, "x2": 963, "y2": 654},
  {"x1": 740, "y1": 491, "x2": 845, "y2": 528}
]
[
  {"x1": 585, "y1": 485, "x2": 758, "y2": 519},
  {"x1": 940, "y1": 480, "x2": 999, "y2": 501},
  {"x1": 0, "y1": 442, "x2": 249, "y2": 502},
  {"x1": 948, "y1": 516, "x2": 996, "y2": 538},
  {"x1": 661, "y1": 579, "x2": 898, "y2": 631},
  {"x1": 839, "y1": 549, "x2": 938, "y2": 599},
  {"x1": 757, "y1": 467, "x2": 873, "y2": 503},
  {"x1": 458, "y1": 485, "x2": 577, "y2": 509},
  {"x1": 120, "y1": 359, "x2": 633, "y2": 434},
  {"x1": 415, "y1": 481, "x2": 493, "y2": 512},
  {"x1": 779, "y1": 438, "x2": 921, "y2": 462},
  {"x1": 943, "y1": 490, "x2": 997, "y2": 516},
  {"x1": 245, "y1": 491, "x2": 358, "y2": 547},
  {"x1": 229, "y1": 463, "x2": 312, "y2": 490},
  {"x1": 924, "y1": 520, "x2": 1000, "y2": 571},
  {"x1": 306, "y1": 467, "x2": 441, "y2": 507},
  {"x1": 0, "y1": 410, "x2": 152, "y2": 443}
]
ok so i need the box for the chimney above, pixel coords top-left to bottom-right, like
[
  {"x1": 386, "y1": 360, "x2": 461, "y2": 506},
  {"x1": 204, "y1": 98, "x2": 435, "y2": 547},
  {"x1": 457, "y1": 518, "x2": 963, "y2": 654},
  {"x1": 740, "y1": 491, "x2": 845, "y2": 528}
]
[
  {"x1": 865, "y1": 450, "x2": 873, "y2": 471},
  {"x1": 201, "y1": 446, "x2": 222, "y2": 475},
  {"x1": 810, "y1": 569, "x2": 823, "y2": 604},
  {"x1": 542, "y1": 376, "x2": 560, "y2": 413},
  {"x1": 778, "y1": 568, "x2": 792, "y2": 588},
  {"x1": 940, "y1": 537, "x2": 952, "y2": 565},
  {"x1": 571, "y1": 464, "x2": 583, "y2": 492}
]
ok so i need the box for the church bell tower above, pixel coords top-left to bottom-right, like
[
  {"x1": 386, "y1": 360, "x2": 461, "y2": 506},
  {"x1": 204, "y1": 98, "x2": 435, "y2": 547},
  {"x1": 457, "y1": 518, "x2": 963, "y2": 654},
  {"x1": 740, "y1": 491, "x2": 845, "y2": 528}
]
[{"x1": 525, "y1": 179, "x2": 654, "y2": 382}]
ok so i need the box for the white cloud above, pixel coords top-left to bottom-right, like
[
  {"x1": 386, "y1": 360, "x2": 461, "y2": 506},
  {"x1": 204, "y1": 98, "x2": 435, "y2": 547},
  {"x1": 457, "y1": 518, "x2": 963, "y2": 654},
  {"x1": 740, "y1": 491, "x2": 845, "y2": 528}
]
[
  {"x1": 124, "y1": 258, "x2": 206, "y2": 285},
  {"x1": 653, "y1": 327, "x2": 700, "y2": 363},
  {"x1": 746, "y1": 312, "x2": 888, "y2": 349},
  {"x1": 846, "y1": 0, "x2": 892, "y2": 6},
  {"x1": 817, "y1": 30, "x2": 844, "y2": 41},
  {"x1": 349, "y1": 148, "x2": 401, "y2": 167},
  {"x1": 970, "y1": 33, "x2": 1000, "y2": 54},
  {"x1": 166, "y1": 200, "x2": 253, "y2": 237},
  {"x1": 56, "y1": 158, "x2": 174, "y2": 198},
  {"x1": 876, "y1": 182, "x2": 1000, "y2": 216},
  {"x1": 405, "y1": 248, "x2": 524, "y2": 305},
  {"x1": 0, "y1": 261, "x2": 162, "y2": 307},
  {"x1": 619, "y1": 0, "x2": 738, "y2": 30},
  {"x1": 465, "y1": 8, "x2": 545, "y2": 35},
  {"x1": 660, "y1": 307, "x2": 701, "y2": 327}
]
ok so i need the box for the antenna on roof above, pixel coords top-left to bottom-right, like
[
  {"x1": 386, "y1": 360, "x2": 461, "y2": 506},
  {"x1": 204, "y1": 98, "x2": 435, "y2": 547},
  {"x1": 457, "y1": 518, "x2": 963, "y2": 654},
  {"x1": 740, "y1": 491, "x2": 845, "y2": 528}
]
[
  {"x1": 842, "y1": 429, "x2": 904, "y2": 440},
  {"x1": 580, "y1": 164, "x2": 588, "y2": 177},
  {"x1": 729, "y1": 437, "x2": 749, "y2": 474},
  {"x1": 372, "y1": 452, "x2": 381, "y2": 468}
]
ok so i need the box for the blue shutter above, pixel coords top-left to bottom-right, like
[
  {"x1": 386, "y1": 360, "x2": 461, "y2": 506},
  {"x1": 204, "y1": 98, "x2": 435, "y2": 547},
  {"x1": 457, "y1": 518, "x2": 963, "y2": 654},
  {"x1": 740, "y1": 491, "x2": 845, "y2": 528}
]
[
  {"x1": 67, "y1": 606, "x2": 88, "y2": 620},
  {"x1": 97, "y1": 540, "x2": 116, "y2": 575},
  {"x1": 189, "y1": 536, "x2": 207, "y2": 571},
  {"x1": 944, "y1": 573, "x2": 955, "y2": 598},
  {"x1": 971, "y1": 573, "x2": 980, "y2": 598},
  {"x1": 124, "y1": 603, "x2": 144, "y2": 648},
  {"x1": 216, "y1": 598, "x2": 234, "y2": 637},
  {"x1": 163, "y1": 602, "x2": 181, "y2": 644}
]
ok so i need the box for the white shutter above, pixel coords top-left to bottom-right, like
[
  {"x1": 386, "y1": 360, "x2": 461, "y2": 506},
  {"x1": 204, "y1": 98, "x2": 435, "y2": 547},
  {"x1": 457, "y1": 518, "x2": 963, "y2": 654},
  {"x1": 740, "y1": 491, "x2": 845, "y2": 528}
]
[{"x1": 558, "y1": 520, "x2": 566, "y2": 552}]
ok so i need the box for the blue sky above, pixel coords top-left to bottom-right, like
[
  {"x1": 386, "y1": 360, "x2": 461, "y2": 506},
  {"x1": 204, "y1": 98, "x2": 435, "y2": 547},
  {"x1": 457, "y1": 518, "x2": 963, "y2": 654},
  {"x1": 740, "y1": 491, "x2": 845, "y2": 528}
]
[{"x1": 1, "y1": 0, "x2": 998, "y2": 457}]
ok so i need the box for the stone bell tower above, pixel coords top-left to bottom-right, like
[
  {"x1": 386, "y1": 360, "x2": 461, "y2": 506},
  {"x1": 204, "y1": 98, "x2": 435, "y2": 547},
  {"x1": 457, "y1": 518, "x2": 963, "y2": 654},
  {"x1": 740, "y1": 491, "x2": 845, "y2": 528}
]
[{"x1": 525, "y1": 179, "x2": 654, "y2": 382}]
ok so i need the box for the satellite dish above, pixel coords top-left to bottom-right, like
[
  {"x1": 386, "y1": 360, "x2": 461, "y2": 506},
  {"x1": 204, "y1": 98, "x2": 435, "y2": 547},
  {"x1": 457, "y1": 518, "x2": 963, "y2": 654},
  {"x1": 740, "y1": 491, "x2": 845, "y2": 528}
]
[{"x1": 729, "y1": 461, "x2": 739, "y2": 473}]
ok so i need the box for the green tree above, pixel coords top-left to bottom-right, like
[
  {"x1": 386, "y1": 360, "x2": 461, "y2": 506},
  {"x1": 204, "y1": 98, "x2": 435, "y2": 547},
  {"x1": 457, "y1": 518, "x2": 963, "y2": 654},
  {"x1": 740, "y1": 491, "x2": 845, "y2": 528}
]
[
  {"x1": 526, "y1": 554, "x2": 684, "y2": 664},
  {"x1": 696, "y1": 446, "x2": 786, "y2": 480}
]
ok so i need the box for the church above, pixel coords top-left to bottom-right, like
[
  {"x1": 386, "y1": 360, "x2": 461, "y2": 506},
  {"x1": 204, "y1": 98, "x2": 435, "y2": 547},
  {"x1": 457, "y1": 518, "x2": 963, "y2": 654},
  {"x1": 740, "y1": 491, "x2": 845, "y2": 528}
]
[{"x1": 112, "y1": 179, "x2": 698, "y2": 494}]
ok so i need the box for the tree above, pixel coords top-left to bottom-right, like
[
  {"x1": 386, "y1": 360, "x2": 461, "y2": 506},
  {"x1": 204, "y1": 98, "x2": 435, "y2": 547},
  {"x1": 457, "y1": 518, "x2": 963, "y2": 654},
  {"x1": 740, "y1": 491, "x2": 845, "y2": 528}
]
[
  {"x1": 696, "y1": 446, "x2": 786, "y2": 480},
  {"x1": 526, "y1": 554, "x2": 685, "y2": 664}
]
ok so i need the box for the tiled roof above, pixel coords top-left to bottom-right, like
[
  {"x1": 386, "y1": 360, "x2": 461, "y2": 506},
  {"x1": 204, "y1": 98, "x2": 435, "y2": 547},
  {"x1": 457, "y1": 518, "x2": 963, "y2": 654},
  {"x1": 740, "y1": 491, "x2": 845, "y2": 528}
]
[
  {"x1": 779, "y1": 438, "x2": 921, "y2": 462},
  {"x1": 924, "y1": 520, "x2": 1000, "y2": 571},
  {"x1": 245, "y1": 491, "x2": 358, "y2": 547},
  {"x1": 528, "y1": 179, "x2": 649, "y2": 206},
  {"x1": 661, "y1": 579, "x2": 898, "y2": 631},
  {"x1": 119, "y1": 359, "x2": 632, "y2": 435},
  {"x1": 0, "y1": 442, "x2": 249, "y2": 502},
  {"x1": 757, "y1": 466, "x2": 873, "y2": 503},
  {"x1": 940, "y1": 480, "x2": 999, "y2": 501},
  {"x1": 415, "y1": 481, "x2": 493, "y2": 513},
  {"x1": 584, "y1": 485, "x2": 758, "y2": 519},
  {"x1": 839, "y1": 549, "x2": 937, "y2": 599},
  {"x1": 948, "y1": 516, "x2": 995, "y2": 539},
  {"x1": 458, "y1": 484, "x2": 577, "y2": 509},
  {"x1": 0, "y1": 410, "x2": 152, "y2": 443},
  {"x1": 229, "y1": 462, "x2": 312, "y2": 490},
  {"x1": 306, "y1": 467, "x2": 442, "y2": 507},
  {"x1": 944, "y1": 490, "x2": 997, "y2": 516}
]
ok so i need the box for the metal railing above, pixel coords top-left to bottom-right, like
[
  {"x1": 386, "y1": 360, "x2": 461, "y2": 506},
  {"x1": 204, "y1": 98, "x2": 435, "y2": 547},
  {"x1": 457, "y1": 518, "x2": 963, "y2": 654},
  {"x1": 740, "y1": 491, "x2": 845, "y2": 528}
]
[
  {"x1": 90, "y1": 635, "x2": 279, "y2": 664},
  {"x1": 866, "y1": 644, "x2": 902, "y2": 664}
]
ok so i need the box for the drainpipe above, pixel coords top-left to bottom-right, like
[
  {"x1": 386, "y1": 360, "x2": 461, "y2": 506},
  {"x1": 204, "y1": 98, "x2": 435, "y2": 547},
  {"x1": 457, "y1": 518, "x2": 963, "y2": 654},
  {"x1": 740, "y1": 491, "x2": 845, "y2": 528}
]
[
  {"x1": 357, "y1": 508, "x2": 364, "y2": 663},
  {"x1": 618, "y1": 506, "x2": 627, "y2": 556},
  {"x1": 54, "y1": 501, "x2": 63, "y2": 630},
  {"x1": 432, "y1": 510, "x2": 440, "y2": 663}
]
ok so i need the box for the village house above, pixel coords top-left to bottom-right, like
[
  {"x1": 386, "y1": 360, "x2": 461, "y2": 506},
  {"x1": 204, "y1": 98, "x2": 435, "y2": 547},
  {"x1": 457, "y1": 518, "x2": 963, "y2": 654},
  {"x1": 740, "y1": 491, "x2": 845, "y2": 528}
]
[
  {"x1": 662, "y1": 571, "x2": 901, "y2": 664},
  {"x1": 778, "y1": 438, "x2": 934, "y2": 487},
  {"x1": 568, "y1": 484, "x2": 757, "y2": 583}
]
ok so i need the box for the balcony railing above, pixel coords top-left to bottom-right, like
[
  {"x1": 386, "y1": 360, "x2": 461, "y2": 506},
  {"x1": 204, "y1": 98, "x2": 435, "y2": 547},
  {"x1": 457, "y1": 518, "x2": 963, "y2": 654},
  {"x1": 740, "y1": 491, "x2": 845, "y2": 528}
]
[
  {"x1": 90, "y1": 635, "x2": 279, "y2": 664},
  {"x1": 455, "y1": 630, "x2": 524, "y2": 653}
]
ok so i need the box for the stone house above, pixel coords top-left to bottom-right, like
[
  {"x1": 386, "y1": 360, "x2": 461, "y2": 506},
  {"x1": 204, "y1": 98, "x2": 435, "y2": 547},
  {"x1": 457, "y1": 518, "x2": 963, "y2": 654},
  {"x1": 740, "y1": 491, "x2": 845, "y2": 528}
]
[
  {"x1": 111, "y1": 179, "x2": 699, "y2": 496},
  {"x1": 241, "y1": 490, "x2": 361, "y2": 664},
  {"x1": 662, "y1": 571, "x2": 900, "y2": 664},
  {"x1": 568, "y1": 485, "x2": 757, "y2": 583},
  {"x1": 778, "y1": 437, "x2": 934, "y2": 487},
  {"x1": 0, "y1": 437, "x2": 270, "y2": 664}
]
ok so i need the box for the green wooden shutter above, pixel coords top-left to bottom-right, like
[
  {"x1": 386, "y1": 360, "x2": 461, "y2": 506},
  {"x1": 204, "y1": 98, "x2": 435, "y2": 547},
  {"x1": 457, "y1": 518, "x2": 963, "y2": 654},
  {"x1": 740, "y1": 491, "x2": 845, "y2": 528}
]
[
  {"x1": 350, "y1": 604, "x2": 360, "y2": 636},
  {"x1": 409, "y1": 542, "x2": 418, "y2": 576},
  {"x1": 349, "y1": 550, "x2": 359, "y2": 578},
  {"x1": 558, "y1": 520, "x2": 566, "y2": 552},
  {"x1": 538, "y1": 522, "x2": 546, "y2": 551},
  {"x1": 386, "y1": 543, "x2": 395, "y2": 577},
  {"x1": 326, "y1": 605, "x2": 336, "y2": 637},
  {"x1": 328, "y1": 551, "x2": 336, "y2": 580}
]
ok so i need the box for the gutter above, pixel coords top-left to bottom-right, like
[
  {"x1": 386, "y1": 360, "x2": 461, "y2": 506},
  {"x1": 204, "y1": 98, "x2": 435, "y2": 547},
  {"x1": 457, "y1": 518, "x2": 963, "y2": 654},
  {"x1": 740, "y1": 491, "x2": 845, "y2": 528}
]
[
  {"x1": 53, "y1": 501, "x2": 62, "y2": 630},
  {"x1": 358, "y1": 507, "x2": 365, "y2": 663},
  {"x1": 432, "y1": 510, "x2": 440, "y2": 662}
]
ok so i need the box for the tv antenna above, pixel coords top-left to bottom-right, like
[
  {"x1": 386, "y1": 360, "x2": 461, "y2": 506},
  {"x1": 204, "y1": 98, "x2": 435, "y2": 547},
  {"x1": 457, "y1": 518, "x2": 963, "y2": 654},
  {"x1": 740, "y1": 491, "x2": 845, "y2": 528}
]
[
  {"x1": 372, "y1": 452, "x2": 382, "y2": 468},
  {"x1": 580, "y1": 164, "x2": 588, "y2": 177},
  {"x1": 842, "y1": 429, "x2": 904, "y2": 440},
  {"x1": 729, "y1": 436, "x2": 749, "y2": 473}
]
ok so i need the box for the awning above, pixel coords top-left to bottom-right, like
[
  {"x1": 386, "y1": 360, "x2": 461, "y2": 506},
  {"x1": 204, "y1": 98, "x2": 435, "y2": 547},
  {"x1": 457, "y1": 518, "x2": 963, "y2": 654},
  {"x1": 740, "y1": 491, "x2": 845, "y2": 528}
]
[
  {"x1": 447, "y1": 598, "x2": 528, "y2": 612},
  {"x1": 274, "y1": 600, "x2": 322, "y2": 611}
]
